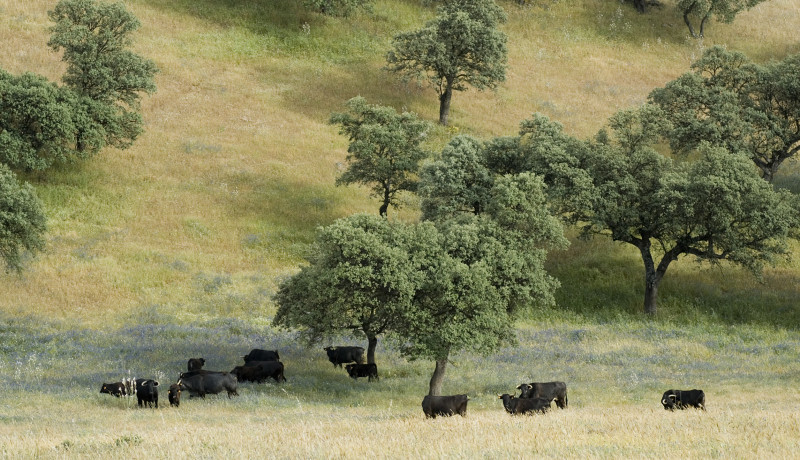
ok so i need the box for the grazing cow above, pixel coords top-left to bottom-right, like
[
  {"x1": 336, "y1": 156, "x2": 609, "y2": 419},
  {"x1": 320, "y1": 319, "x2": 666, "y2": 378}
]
[
  {"x1": 421, "y1": 394, "x2": 469, "y2": 418},
  {"x1": 100, "y1": 382, "x2": 128, "y2": 397},
  {"x1": 178, "y1": 372, "x2": 238, "y2": 398},
  {"x1": 168, "y1": 384, "x2": 181, "y2": 407},
  {"x1": 345, "y1": 363, "x2": 379, "y2": 382},
  {"x1": 231, "y1": 361, "x2": 286, "y2": 383},
  {"x1": 187, "y1": 358, "x2": 206, "y2": 371},
  {"x1": 135, "y1": 379, "x2": 159, "y2": 408},
  {"x1": 661, "y1": 389, "x2": 706, "y2": 411},
  {"x1": 324, "y1": 346, "x2": 365, "y2": 368},
  {"x1": 498, "y1": 394, "x2": 551, "y2": 415},
  {"x1": 242, "y1": 349, "x2": 280, "y2": 363},
  {"x1": 517, "y1": 381, "x2": 568, "y2": 409},
  {"x1": 179, "y1": 369, "x2": 226, "y2": 379}
]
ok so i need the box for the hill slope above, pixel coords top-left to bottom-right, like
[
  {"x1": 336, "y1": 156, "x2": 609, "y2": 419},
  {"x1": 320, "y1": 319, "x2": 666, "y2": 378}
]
[{"x1": 0, "y1": 0, "x2": 799, "y2": 326}]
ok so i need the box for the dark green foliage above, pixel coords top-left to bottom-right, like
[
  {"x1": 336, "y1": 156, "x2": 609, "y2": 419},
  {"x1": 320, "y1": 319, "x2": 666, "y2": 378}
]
[
  {"x1": 650, "y1": 46, "x2": 800, "y2": 182},
  {"x1": 676, "y1": 0, "x2": 767, "y2": 37},
  {"x1": 0, "y1": 71, "x2": 86, "y2": 171},
  {"x1": 330, "y1": 97, "x2": 430, "y2": 217},
  {"x1": 48, "y1": 0, "x2": 157, "y2": 154},
  {"x1": 578, "y1": 107, "x2": 797, "y2": 315},
  {"x1": 385, "y1": 0, "x2": 507, "y2": 125},
  {"x1": 273, "y1": 214, "x2": 427, "y2": 364},
  {"x1": 304, "y1": 0, "x2": 371, "y2": 16},
  {"x1": 0, "y1": 165, "x2": 46, "y2": 272}
]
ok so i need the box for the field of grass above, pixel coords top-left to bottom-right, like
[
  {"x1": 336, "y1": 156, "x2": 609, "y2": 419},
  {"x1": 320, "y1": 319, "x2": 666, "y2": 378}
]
[{"x1": 1, "y1": 0, "x2": 800, "y2": 457}]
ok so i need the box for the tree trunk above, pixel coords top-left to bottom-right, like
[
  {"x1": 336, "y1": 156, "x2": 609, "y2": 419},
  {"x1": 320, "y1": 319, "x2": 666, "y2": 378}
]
[
  {"x1": 638, "y1": 240, "x2": 676, "y2": 316},
  {"x1": 683, "y1": 2, "x2": 698, "y2": 38},
  {"x1": 633, "y1": 0, "x2": 646, "y2": 13},
  {"x1": 379, "y1": 183, "x2": 390, "y2": 217},
  {"x1": 698, "y1": 13, "x2": 709, "y2": 38},
  {"x1": 428, "y1": 359, "x2": 448, "y2": 396},
  {"x1": 438, "y1": 80, "x2": 454, "y2": 126},
  {"x1": 366, "y1": 336, "x2": 378, "y2": 365}
]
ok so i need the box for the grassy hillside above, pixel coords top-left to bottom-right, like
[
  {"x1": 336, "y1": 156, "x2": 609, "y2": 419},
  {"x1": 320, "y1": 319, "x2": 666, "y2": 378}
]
[
  {"x1": 1, "y1": 0, "x2": 798, "y2": 324},
  {"x1": 1, "y1": 0, "x2": 800, "y2": 457}
]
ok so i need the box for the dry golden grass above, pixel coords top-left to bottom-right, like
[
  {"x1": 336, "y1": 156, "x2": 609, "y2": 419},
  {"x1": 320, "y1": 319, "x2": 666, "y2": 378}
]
[{"x1": 2, "y1": 390, "x2": 799, "y2": 459}]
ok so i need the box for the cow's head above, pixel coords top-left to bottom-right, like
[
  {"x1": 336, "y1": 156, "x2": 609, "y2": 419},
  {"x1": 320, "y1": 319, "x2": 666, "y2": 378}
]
[
  {"x1": 661, "y1": 391, "x2": 678, "y2": 410},
  {"x1": 516, "y1": 383, "x2": 533, "y2": 398}
]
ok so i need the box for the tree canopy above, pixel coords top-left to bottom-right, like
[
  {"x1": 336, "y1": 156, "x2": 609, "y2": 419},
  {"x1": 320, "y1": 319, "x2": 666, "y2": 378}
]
[
  {"x1": 0, "y1": 165, "x2": 46, "y2": 273},
  {"x1": 385, "y1": 0, "x2": 507, "y2": 125},
  {"x1": 515, "y1": 109, "x2": 799, "y2": 315},
  {"x1": 48, "y1": 0, "x2": 157, "y2": 155},
  {"x1": 676, "y1": 0, "x2": 767, "y2": 38},
  {"x1": 650, "y1": 46, "x2": 800, "y2": 182},
  {"x1": 330, "y1": 97, "x2": 430, "y2": 217}
]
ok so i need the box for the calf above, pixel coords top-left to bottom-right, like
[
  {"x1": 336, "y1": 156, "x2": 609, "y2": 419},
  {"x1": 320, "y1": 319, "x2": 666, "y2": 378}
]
[
  {"x1": 661, "y1": 389, "x2": 706, "y2": 411},
  {"x1": 517, "y1": 381, "x2": 568, "y2": 409},
  {"x1": 178, "y1": 372, "x2": 238, "y2": 398},
  {"x1": 345, "y1": 363, "x2": 379, "y2": 382},
  {"x1": 421, "y1": 394, "x2": 469, "y2": 418},
  {"x1": 498, "y1": 394, "x2": 550, "y2": 415},
  {"x1": 324, "y1": 346, "x2": 365, "y2": 368},
  {"x1": 100, "y1": 382, "x2": 128, "y2": 397},
  {"x1": 135, "y1": 379, "x2": 159, "y2": 408},
  {"x1": 242, "y1": 349, "x2": 280, "y2": 363},
  {"x1": 168, "y1": 383, "x2": 181, "y2": 407},
  {"x1": 187, "y1": 358, "x2": 205, "y2": 371},
  {"x1": 231, "y1": 361, "x2": 286, "y2": 383}
]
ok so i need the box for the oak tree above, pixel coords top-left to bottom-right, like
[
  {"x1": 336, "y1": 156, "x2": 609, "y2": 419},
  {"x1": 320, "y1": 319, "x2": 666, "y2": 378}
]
[{"x1": 385, "y1": 0, "x2": 507, "y2": 126}]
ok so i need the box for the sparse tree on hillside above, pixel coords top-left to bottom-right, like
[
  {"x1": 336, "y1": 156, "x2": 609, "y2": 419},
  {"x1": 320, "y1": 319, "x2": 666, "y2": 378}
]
[
  {"x1": 330, "y1": 97, "x2": 430, "y2": 217},
  {"x1": 385, "y1": 0, "x2": 507, "y2": 126},
  {"x1": 676, "y1": 0, "x2": 767, "y2": 38},
  {"x1": 411, "y1": 137, "x2": 566, "y2": 395},
  {"x1": 273, "y1": 214, "x2": 426, "y2": 365},
  {"x1": 650, "y1": 46, "x2": 800, "y2": 182},
  {"x1": 583, "y1": 107, "x2": 797, "y2": 315},
  {"x1": 0, "y1": 165, "x2": 46, "y2": 273},
  {"x1": 48, "y1": 0, "x2": 157, "y2": 155}
]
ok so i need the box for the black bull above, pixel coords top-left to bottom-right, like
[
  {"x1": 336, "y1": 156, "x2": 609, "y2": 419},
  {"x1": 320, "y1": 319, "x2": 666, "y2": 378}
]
[
  {"x1": 421, "y1": 394, "x2": 469, "y2": 418},
  {"x1": 517, "y1": 381, "x2": 568, "y2": 409},
  {"x1": 178, "y1": 372, "x2": 239, "y2": 398},
  {"x1": 498, "y1": 394, "x2": 551, "y2": 415},
  {"x1": 661, "y1": 389, "x2": 706, "y2": 410},
  {"x1": 324, "y1": 346, "x2": 365, "y2": 368}
]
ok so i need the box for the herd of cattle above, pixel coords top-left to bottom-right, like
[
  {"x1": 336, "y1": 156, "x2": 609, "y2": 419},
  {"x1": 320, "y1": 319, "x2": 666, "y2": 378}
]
[{"x1": 99, "y1": 345, "x2": 706, "y2": 417}]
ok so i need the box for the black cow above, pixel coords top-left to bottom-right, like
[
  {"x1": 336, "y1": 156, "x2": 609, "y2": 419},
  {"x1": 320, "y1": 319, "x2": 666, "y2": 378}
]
[
  {"x1": 324, "y1": 346, "x2": 365, "y2": 368},
  {"x1": 135, "y1": 379, "x2": 159, "y2": 408},
  {"x1": 231, "y1": 361, "x2": 286, "y2": 383},
  {"x1": 100, "y1": 382, "x2": 128, "y2": 397},
  {"x1": 179, "y1": 369, "x2": 226, "y2": 379},
  {"x1": 498, "y1": 394, "x2": 551, "y2": 415},
  {"x1": 187, "y1": 358, "x2": 205, "y2": 371},
  {"x1": 168, "y1": 383, "x2": 181, "y2": 407},
  {"x1": 517, "y1": 381, "x2": 568, "y2": 409},
  {"x1": 345, "y1": 363, "x2": 379, "y2": 382},
  {"x1": 178, "y1": 372, "x2": 238, "y2": 398},
  {"x1": 421, "y1": 394, "x2": 469, "y2": 418},
  {"x1": 661, "y1": 389, "x2": 706, "y2": 411},
  {"x1": 242, "y1": 349, "x2": 280, "y2": 363}
]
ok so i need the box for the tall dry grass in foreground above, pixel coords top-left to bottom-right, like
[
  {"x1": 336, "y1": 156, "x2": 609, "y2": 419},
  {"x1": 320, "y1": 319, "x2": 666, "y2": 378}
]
[{"x1": 2, "y1": 393, "x2": 799, "y2": 458}]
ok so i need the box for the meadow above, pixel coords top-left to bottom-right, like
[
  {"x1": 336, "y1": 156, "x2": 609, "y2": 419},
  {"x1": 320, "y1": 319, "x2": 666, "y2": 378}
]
[{"x1": 1, "y1": 0, "x2": 800, "y2": 457}]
